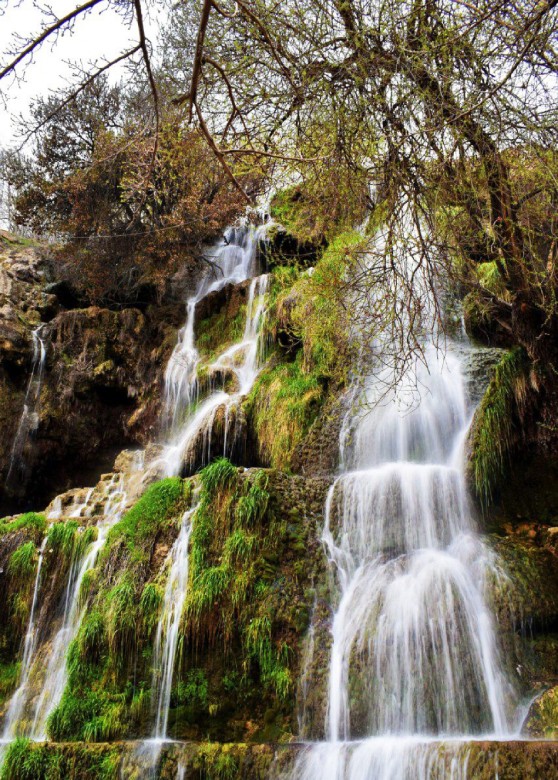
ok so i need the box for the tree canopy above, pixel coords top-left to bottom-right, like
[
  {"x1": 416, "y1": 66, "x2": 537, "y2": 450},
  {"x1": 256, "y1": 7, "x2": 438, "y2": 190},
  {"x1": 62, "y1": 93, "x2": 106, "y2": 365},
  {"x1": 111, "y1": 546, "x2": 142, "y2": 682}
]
[{"x1": 1, "y1": 0, "x2": 557, "y2": 366}]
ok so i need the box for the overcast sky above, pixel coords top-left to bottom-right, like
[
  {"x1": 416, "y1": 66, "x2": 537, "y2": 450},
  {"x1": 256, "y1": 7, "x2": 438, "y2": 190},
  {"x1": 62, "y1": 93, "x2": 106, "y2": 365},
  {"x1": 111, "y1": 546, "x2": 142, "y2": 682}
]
[{"x1": 0, "y1": 0, "x2": 162, "y2": 150}]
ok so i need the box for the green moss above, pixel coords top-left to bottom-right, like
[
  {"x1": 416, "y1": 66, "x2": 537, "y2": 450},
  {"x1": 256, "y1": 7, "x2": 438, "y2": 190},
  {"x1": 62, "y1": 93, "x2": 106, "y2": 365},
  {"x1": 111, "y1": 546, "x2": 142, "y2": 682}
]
[
  {"x1": 0, "y1": 512, "x2": 46, "y2": 540},
  {"x1": 271, "y1": 230, "x2": 363, "y2": 378},
  {"x1": 44, "y1": 479, "x2": 190, "y2": 742},
  {"x1": 196, "y1": 304, "x2": 247, "y2": 363},
  {"x1": 0, "y1": 660, "x2": 20, "y2": 706},
  {"x1": 270, "y1": 187, "x2": 313, "y2": 243},
  {"x1": 184, "y1": 462, "x2": 294, "y2": 706},
  {"x1": 246, "y1": 357, "x2": 323, "y2": 471},
  {"x1": 469, "y1": 347, "x2": 530, "y2": 503},
  {"x1": 109, "y1": 477, "x2": 186, "y2": 563},
  {"x1": 0, "y1": 738, "x2": 121, "y2": 780},
  {"x1": 47, "y1": 521, "x2": 97, "y2": 561},
  {"x1": 8, "y1": 541, "x2": 37, "y2": 581},
  {"x1": 176, "y1": 668, "x2": 209, "y2": 709},
  {"x1": 525, "y1": 686, "x2": 558, "y2": 738},
  {"x1": 139, "y1": 582, "x2": 163, "y2": 633}
]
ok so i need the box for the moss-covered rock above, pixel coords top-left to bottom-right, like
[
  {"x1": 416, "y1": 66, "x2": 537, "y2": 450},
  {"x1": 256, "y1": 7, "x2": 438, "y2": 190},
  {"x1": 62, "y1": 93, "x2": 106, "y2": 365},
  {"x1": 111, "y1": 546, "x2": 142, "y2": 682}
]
[{"x1": 524, "y1": 686, "x2": 558, "y2": 738}]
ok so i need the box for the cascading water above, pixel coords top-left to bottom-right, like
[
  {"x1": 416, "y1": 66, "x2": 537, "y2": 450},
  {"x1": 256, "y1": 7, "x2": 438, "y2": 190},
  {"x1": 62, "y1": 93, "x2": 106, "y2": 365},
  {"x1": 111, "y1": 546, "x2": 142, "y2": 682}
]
[
  {"x1": 5, "y1": 324, "x2": 49, "y2": 488},
  {"x1": 0, "y1": 464, "x2": 141, "y2": 743},
  {"x1": 151, "y1": 506, "x2": 196, "y2": 739},
  {"x1": 143, "y1": 224, "x2": 269, "y2": 750},
  {"x1": 162, "y1": 225, "x2": 265, "y2": 435},
  {"x1": 288, "y1": 251, "x2": 517, "y2": 777},
  {"x1": 120, "y1": 225, "x2": 270, "y2": 777},
  {"x1": 29, "y1": 471, "x2": 133, "y2": 739},
  {"x1": 1, "y1": 224, "x2": 270, "y2": 771},
  {"x1": 159, "y1": 225, "x2": 268, "y2": 479},
  {"x1": 1, "y1": 533, "x2": 48, "y2": 742}
]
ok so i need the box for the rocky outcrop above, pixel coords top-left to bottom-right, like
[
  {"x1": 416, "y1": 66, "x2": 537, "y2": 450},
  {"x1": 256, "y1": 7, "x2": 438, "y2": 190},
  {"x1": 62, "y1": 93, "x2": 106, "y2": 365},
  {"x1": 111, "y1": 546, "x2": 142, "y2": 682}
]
[{"x1": 3, "y1": 739, "x2": 558, "y2": 779}]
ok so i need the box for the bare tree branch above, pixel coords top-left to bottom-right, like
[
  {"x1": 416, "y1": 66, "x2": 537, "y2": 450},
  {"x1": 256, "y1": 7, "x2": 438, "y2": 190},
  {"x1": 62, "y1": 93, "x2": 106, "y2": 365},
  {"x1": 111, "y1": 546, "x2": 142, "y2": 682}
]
[{"x1": 0, "y1": 0, "x2": 105, "y2": 82}]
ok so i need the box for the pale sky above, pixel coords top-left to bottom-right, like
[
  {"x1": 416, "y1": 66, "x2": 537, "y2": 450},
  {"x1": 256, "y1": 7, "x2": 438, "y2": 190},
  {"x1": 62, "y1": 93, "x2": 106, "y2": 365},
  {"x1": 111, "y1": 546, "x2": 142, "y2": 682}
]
[{"x1": 0, "y1": 0, "x2": 163, "y2": 150}]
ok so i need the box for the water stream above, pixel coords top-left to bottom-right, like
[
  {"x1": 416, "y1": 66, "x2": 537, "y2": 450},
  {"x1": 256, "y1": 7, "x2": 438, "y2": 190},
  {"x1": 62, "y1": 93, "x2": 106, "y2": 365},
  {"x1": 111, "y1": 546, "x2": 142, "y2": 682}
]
[
  {"x1": 151, "y1": 507, "x2": 196, "y2": 739},
  {"x1": 1, "y1": 224, "x2": 270, "y2": 763},
  {"x1": 1, "y1": 533, "x2": 48, "y2": 741},
  {"x1": 159, "y1": 225, "x2": 268, "y2": 478},
  {"x1": 30, "y1": 472, "x2": 131, "y2": 739},
  {"x1": 0, "y1": 467, "x2": 137, "y2": 742}
]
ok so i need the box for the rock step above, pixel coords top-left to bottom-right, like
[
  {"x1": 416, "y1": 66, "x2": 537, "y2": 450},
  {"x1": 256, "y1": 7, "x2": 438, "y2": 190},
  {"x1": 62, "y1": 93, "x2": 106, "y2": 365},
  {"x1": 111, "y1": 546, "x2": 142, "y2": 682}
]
[{"x1": 1, "y1": 739, "x2": 557, "y2": 779}]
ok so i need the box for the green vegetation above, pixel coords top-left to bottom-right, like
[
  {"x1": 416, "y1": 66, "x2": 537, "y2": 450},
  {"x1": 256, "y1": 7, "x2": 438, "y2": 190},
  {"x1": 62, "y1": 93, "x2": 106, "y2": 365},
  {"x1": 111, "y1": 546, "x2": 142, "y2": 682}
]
[
  {"x1": 8, "y1": 542, "x2": 37, "y2": 581},
  {"x1": 247, "y1": 359, "x2": 323, "y2": 470},
  {"x1": 44, "y1": 478, "x2": 189, "y2": 742},
  {"x1": 0, "y1": 512, "x2": 46, "y2": 540},
  {"x1": 196, "y1": 303, "x2": 247, "y2": 363},
  {"x1": 108, "y1": 477, "x2": 187, "y2": 563},
  {"x1": 47, "y1": 521, "x2": 97, "y2": 561},
  {"x1": 245, "y1": 229, "x2": 365, "y2": 471},
  {"x1": 184, "y1": 459, "x2": 294, "y2": 706},
  {"x1": 274, "y1": 230, "x2": 363, "y2": 379},
  {"x1": 0, "y1": 739, "x2": 121, "y2": 780},
  {"x1": 469, "y1": 348, "x2": 530, "y2": 503},
  {"x1": 0, "y1": 660, "x2": 20, "y2": 707},
  {"x1": 525, "y1": 686, "x2": 558, "y2": 739}
]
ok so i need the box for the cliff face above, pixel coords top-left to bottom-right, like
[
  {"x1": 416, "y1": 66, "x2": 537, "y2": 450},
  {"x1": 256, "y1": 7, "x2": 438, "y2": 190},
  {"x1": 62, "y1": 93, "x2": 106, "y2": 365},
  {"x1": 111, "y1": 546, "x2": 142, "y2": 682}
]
[
  {"x1": 2, "y1": 223, "x2": 558, "y2": 779},
  {"x1": 0, "y1": 233, "x2": 189, "y2": 514}
]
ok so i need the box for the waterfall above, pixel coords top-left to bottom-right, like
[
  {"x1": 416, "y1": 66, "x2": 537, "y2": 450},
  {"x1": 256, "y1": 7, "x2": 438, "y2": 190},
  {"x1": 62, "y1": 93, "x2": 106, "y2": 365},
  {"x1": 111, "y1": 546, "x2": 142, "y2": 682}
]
[
  {"x1": 288, "y1": 243, "x2": 517, "y2": 777},
  {"x1": 158, "y1": 225, "x2": 268, "y2": 478},
  {"x1": 151, "y1": 507, "x2": 196, "y2": 739},
  {"x1": 29, "y1": 473, "x2": 129, "y2": 739},
  {"x1": 5, "y1": 324, "x2": 49, "y2": 488},
  {"x1": 1, "y1": 533, "x2": 48, "y2": 740},
  {"x1": 146, "y1": 224, "x2": 269, "y2": 742},
  {"x1": 0, "y1": 464, "x2": 141, "y2": 742}
]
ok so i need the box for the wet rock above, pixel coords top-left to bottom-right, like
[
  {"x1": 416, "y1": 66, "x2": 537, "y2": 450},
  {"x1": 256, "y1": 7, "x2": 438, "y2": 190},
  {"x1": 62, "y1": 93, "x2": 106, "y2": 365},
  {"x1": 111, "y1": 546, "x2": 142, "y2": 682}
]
[{"x1": 194, "y1": 278, "x2": 252, "y2": 330}]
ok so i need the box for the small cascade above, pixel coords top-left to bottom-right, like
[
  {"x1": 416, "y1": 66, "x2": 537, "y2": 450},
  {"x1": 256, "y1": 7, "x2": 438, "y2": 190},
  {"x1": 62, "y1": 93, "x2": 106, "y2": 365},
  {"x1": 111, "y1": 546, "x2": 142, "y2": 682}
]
[
  {"x1": 145, "y1": 225, "x2": 270, "y2": 746},
  {"x1": 5, "y1": 324, "x2": 49, "y2": 488},
  {"x1": 1, "y1": 533, "x2": 48, "y2": 740},
  {"x1": 287, "y1": 738, "x2": 486, "y2": 780},
  {"x1": 29, "y1": 472, "x2": 129, "y2": 739},
  {"x1": 68, "y1": 488, "x2": 94, "y2": 518},
  {"x1": 162, "y1": 224, "x2": 265, "y2": 438},
  {"x1": 158, "y1": 226, "x2": 269, "y2": 478},
  {"x1": 151, "y1": 506, "x2": 196, "y2": 739}
]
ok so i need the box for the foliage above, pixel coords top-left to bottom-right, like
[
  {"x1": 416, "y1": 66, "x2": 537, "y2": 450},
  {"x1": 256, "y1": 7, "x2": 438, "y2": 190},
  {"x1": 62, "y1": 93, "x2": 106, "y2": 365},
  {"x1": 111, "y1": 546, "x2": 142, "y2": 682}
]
[
  {"x1": 245, "y1": 230, "x2": 364, "y2": 470},
  {"x1": 0, "y1": 661, "x2": 20, "y2": 705},
  {"x1": 469, "y1": 348, "x2": 531, "y2": 503},
  {"x1": 270, "y1": 184, "x2": 364, "y2": 246},
  {"x1": 44, "y1": 478, "x2": 189, "y2": 741},
  {"x1": 3, "y1": 78, "x2": 251, "y2": 304},
  {"x1": 8, "y1": 541, "x2": 37, "y2": 581},
  {"x1": 108, "y1": 477, "x2": 186, "y2": 563},
  {"x1": 196, "y1": 303, "x2": 247, "y2": 363},
  {"x1": 0, "y1": 738, "x2": 121, "y2": 780},
  {"x1": 47, "y1": 521, "x2": 97, "y2": 562}
]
